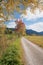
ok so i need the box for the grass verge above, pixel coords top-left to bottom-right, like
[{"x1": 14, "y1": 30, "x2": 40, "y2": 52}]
[{"x1": 0, "y1": 35, "x2": 24, "y2": 65}]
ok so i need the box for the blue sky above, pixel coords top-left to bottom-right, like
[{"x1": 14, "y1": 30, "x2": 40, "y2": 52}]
[{"x1": 4, "y1": 8, "x2": 43, "y2": 32}]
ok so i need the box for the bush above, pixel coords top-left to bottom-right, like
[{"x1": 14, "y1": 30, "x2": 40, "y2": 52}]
[{"x1": 0, "y1": 46, "x2": 23, "y2": 65}]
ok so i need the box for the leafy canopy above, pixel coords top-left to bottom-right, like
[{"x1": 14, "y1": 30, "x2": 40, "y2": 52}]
[{"x1": 0, "y1": 0, "x2": 43, "y2": 21}]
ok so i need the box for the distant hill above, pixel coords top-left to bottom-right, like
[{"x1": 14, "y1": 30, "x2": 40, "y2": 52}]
[
  {"x1": 5, "y1": 28, "x2": 43, "y2": 35},
  {"x1": 26, "y1": 29, "x2": 43, "y2": 35},
  {"x1": 39, "y1": 32, "x2": 43, "y2": 35}
]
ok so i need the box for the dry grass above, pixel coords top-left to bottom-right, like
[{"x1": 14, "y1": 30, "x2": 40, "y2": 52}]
[
  {"x1": 26, "y1": 36, "x2": 43, "y2": 48},
  {"x1": 0, "y1": 34, "x2": 15, "y2": 58}
]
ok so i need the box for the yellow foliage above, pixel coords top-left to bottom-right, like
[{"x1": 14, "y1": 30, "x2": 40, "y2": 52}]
[
  {"x1": 0, "y1": 0, "x2": 43, "y2": 23},
  {"x1": 0, "y1": 0, "x2": 43, "y2": 14},
  {"x1": 0, "y1": 24, "x2": 6, "y2": 34}
]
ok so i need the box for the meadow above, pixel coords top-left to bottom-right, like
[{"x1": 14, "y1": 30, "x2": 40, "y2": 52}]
[{"x1": 26, "y1": 36, "x2": 43, "y2": 48}]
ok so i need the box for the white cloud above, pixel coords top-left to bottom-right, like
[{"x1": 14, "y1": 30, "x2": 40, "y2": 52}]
[
  {"x1": 7, "y1": 22, "x2": 16, "y2": 28},
  {"x1": 0, "y1": 18, "x2": 4, "y2": 21},
  {"x1": 26, "y1": 22, "x2": 43, "y2": 32},
  {"x1": 0, "y1": 18, "x2": 3, "y2": 20},
  {"x1": 21, "y1": 8, "x2": 43, "y2": 20}
]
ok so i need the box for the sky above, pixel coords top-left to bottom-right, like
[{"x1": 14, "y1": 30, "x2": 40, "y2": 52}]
[
  {"x1": 21, "y1": 8, "x2": 43, "y2": 32},
  {"x1": 5, "y1": 7, "x2": 43, "y2": 32}
]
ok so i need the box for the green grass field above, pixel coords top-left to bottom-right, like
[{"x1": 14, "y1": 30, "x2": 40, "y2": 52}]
[
  {"x1": 0, "y1": 34, "x2": 24, "y2": 65},
  {"x1": 26, "y1": 36, "x2": 43, "y2": 48}
]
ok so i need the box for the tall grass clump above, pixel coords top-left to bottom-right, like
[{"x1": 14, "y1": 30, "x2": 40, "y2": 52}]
[{"x1": 0, "y1": 45, "x2": 23, "y2": 65}]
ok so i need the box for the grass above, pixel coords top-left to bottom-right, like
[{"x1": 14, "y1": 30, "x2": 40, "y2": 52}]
[
  {"x1": 25, "y1": 35, "x2": 43, "y2": 48},
  {"x1": 0, "y1": 34, "x2": 15, "y2": 58},
  {"x1": 0, "y1": 34, "x2": 24, "y2": 65}
]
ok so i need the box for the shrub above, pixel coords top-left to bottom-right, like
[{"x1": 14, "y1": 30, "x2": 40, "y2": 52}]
[{"x1": 0, "y1": 46, "x2": 23, "y2": 65}]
